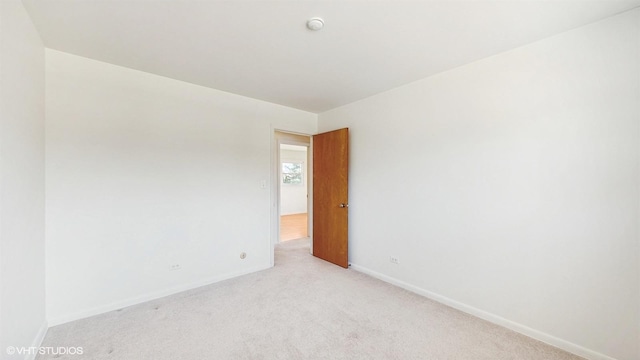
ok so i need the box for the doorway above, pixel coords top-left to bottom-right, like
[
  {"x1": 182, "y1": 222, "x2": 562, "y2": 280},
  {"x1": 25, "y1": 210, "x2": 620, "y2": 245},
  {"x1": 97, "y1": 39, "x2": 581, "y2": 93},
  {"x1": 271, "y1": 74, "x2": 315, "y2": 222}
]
[
  {"x1": 273, "y1": 131, "x2": 312, "y2": 254},
  {"x1": 271, "y1": 128, "x2": 349, "y2": 269},
  {"x1": 280, "y1": 144, "x2": 309, "y2": 241}
]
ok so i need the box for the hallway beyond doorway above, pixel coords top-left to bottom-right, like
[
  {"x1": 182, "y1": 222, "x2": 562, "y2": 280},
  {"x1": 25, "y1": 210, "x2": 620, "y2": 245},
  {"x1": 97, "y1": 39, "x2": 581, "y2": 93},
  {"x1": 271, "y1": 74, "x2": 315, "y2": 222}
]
[{"x1": 280, "y1": 213, "x2": 308, "y2": 241}]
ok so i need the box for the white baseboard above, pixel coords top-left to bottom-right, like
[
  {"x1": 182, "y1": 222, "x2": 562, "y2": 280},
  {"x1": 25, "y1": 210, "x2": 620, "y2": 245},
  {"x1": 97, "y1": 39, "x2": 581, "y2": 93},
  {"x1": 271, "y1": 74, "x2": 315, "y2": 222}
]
[
  {"x1": 349, "y1": 263, "x2": 617, "y2": 360},
  {"x1": 24, "y1": 320, "x2": 48, "y2": 360},
  {"x1": 47, "y1": 264, "x2": 272, "y2": 327}
]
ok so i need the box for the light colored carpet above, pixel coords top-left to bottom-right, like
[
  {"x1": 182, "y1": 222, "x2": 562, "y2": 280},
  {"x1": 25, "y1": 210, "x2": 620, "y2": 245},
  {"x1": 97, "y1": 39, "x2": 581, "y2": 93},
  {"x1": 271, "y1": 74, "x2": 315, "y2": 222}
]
[{"x1": 38, "y1": 239, "x2": 582, "y2": 360}]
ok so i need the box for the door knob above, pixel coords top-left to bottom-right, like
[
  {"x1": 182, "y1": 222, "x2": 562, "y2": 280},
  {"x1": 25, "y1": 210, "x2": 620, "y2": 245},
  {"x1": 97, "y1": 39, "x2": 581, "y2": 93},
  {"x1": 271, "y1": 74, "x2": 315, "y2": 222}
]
[{"x1": 339, "y1": 203, "x2": 349, "y2": 208}]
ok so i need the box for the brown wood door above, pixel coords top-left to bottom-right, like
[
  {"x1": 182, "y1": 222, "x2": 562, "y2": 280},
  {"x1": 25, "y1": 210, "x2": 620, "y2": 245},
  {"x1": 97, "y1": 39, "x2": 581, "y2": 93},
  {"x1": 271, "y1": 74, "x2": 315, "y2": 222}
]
[{"x1": 313, "y1": 128, "x2": 349, "y2": 268}]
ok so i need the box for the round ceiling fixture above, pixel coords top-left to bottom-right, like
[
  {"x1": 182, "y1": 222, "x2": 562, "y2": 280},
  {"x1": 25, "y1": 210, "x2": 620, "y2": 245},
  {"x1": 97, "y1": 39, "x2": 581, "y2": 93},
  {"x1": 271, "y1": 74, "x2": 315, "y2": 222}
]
[{"x1": 306, "y1": 17, "x2": 324, "y2": 31}]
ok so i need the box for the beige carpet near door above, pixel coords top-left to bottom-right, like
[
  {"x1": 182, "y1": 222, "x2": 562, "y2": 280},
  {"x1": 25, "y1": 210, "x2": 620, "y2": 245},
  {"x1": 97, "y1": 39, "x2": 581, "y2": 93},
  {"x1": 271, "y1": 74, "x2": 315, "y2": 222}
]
[{"x1": 37, "y1": 239, "x2": 582, "y2": 360}]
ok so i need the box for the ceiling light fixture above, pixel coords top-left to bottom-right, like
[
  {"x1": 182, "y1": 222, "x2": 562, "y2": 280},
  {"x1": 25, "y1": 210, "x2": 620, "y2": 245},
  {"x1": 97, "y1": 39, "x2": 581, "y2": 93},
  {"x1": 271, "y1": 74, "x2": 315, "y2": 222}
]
[{"x1": 306, "y1": 17, "x2": 324, "y2": 31}]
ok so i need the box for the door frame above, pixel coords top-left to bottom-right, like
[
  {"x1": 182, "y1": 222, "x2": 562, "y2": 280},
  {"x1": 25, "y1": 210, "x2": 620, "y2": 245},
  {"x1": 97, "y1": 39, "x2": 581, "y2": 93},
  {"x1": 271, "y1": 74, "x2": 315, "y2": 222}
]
[{"x1": 270, "y1": 129, "x2": 313, "y2": 267}]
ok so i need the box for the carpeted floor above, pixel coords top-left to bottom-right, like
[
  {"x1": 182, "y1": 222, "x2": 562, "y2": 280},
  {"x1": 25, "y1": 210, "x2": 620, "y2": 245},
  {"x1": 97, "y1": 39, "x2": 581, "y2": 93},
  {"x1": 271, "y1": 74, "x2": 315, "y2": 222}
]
[{"x1": 37, "y1": 239, "x2": 582, "y2": 359}]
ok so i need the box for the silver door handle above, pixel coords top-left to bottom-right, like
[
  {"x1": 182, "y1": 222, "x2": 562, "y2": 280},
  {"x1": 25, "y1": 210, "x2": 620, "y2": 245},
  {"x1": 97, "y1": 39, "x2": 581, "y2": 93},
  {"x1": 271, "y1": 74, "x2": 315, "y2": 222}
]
[{"x1": 339, "y1": 203, "x2": 349, "y2": 208}]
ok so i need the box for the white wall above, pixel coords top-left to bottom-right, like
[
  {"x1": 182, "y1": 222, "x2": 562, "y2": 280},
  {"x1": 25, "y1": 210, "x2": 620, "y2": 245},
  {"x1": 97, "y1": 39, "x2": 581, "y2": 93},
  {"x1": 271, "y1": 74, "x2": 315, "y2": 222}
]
[
  {"x1": 45, "y1": 50, "x2": 317, "y2": 325},
  {"x1": 0, "y1": 1, "x2": 47, "y2": 359},
  {"x1": 280, "y1": 148, "x2": 308, "y2": 215},
  {"x1": 319, "y1": 9, "x2": 640, "y2": 360}
]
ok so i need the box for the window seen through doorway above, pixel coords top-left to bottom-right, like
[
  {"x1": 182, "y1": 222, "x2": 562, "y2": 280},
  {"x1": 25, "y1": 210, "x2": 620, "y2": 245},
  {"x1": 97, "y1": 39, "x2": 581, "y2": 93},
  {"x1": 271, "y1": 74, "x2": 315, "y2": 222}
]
[{"x1": 282, "y1": 162, "x2": 303, "y2": 185}]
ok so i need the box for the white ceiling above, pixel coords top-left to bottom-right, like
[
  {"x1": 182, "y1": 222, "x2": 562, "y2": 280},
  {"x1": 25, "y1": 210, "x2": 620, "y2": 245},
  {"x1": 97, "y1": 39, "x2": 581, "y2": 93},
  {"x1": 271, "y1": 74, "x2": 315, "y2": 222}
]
[{"x1": 23, "y1": 0, "x2": 640, "y2": 113}]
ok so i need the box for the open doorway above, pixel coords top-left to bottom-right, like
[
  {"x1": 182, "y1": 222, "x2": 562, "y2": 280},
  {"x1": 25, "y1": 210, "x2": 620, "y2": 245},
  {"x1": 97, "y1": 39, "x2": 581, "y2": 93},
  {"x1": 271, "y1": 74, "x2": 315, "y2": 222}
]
[
  {"x1": 271, "y1": 128, "x2": 349, "y2": 268},
  {"x1": 274, "y1": 131, "x2": 312, "y2": 251},
  {"x1": 280, "y1": 144, "x2": 308, "y2": 241}
]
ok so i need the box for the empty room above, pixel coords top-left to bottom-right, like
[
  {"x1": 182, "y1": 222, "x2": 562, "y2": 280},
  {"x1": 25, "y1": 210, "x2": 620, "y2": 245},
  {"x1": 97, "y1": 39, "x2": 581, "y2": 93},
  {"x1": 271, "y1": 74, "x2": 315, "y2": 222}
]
[{"x1": 1, "y1": 1, "x2": 639, "y2": 359}]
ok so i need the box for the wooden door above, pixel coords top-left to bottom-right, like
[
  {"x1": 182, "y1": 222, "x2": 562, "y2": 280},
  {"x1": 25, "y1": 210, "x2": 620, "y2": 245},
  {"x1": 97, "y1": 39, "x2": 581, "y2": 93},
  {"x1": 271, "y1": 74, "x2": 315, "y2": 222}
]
[{"x1": 313, "y1": 128, "x2": 349, "y2": 268}]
